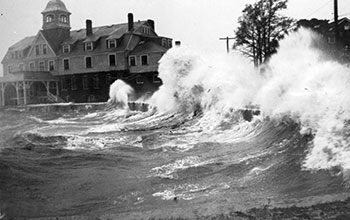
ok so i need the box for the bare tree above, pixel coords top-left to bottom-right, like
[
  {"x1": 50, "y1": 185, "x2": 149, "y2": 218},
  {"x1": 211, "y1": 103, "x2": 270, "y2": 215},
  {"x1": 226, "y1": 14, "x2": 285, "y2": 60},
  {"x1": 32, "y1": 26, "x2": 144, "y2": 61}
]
[{"x1": 234, "y1": 0, "x2": 295, "y2": 66}]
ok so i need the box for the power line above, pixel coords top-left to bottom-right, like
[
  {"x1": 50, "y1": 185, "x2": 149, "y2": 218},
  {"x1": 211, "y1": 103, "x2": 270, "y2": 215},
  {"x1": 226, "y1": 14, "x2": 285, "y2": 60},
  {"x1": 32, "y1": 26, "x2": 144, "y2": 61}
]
[{"x1": 305, "y1": 0, "x2": 332, "y2": 18}]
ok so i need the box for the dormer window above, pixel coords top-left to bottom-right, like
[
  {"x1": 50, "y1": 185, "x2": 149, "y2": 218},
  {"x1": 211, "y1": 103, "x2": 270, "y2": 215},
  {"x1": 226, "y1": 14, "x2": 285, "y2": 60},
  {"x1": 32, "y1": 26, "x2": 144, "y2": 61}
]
[
  {"x1": 85, "y1": 42, "x2": 93, "y2": 51},
  {"x1": 46, "y1": 14, "x2": 54, "y2": 23},
  {"x1": 142, "y1": 26, "x2": 151, "y2": 35},
  {"x1": 60, "y1": 15, "x2": 68, "y2": 23},
  {"x1": 62, "y1": 45, "x2": 70, "y2": 53},
  {"x1": 107, "y1": 39, "x2": 117, "y2": 48}
]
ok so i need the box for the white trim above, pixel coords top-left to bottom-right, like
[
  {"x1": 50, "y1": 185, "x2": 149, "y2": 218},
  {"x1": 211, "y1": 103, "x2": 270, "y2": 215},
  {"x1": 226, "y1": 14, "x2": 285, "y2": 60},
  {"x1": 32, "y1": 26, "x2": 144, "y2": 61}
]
[
  {"x1": 107, "y1": 39, "x2": 117, "y2": 48},
  {"x1": 45, "y1": 14, "x2": 55, "y2": 23},
  {"x1": 85, "y1": 56, "x2": 93, "y2": 68},
  {"x1": 85, "y1": 42, "x2": 93, "y2": 51},
  {"x1": 62, "y1": 45, "x2": 70, "y2": 53},
  {"x1": 129, "y1": 55, "x2": 137, "y2": 66}
]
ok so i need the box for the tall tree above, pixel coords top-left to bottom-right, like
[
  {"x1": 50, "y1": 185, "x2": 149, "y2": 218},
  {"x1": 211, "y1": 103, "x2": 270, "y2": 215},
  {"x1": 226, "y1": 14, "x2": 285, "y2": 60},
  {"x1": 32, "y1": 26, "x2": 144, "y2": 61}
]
[{"x1": 234, "y1": 0, "x2": 295, "y2": 66}]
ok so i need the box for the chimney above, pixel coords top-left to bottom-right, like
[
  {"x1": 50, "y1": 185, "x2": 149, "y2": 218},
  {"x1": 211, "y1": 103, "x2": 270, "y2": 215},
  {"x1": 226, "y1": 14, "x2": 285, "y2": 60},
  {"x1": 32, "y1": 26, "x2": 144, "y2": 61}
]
[
  {"x1": 147, "y1": 19, "x2": 155, "y2": 31},
  {"x1": 86, "y1": 19, "x2": 92, "y2": 36},
  {"x1": 128, "y1": 13, "x2": 134, "y2": 32},
  {"x1": 175, "y1": 41, "x2": 181, "y2": 46}
]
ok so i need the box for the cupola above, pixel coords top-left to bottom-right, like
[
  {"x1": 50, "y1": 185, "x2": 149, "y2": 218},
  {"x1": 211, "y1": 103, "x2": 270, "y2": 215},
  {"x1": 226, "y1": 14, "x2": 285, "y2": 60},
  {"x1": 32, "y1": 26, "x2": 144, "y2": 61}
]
[{"x1": 41, "y1": 0, "x2": 71, "y2": 30}]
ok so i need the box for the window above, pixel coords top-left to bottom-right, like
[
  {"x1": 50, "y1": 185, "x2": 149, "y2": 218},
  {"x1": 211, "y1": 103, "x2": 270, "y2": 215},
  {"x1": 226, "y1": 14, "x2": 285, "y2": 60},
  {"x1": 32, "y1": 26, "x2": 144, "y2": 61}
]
[
  {"x1": 85, "y1": 42, "x2": 93, "y2": 51},
  {"x1": 15, "y1": 51, "x2": 18, "y2": 59},
  {"x1": 141, "y1": 55, "x2": 149, "y2": 65},
  {"x1": 19, "y1": 63, "x2": 25, "y2": 71},
  {"x1": 328, "y1": 37, "x2": 335, "y2": 44},
  {"x1": 60, "y1": 15, "x2": 68, "y2": 23},
  {"x1": 62, "y1": 45, "x2": 70, "y2": 53},
  {"x1": 48, "y1": 60, "x2": 55, "y2": 71},
  {"x1": 46, "y1": 14, "x2": 54, "y2": 23},
  {"x1": 136, "y1": 75, "x2": 144, "y2": 84},
  {"x1": 35, "y1": 45, "x2": 40, "y2": 55},
  {"x1": 162, "y1": 38, "x2": 167, "y2": 47},
  {"x1": 93, "y1": 75, "x2": 99, "y2": 89},
  {"x1": 345, "y1": 25, "x2": 350, "y2": 31},
  {"x1": 29, "y1": 62, "x2": 35, "y2": 70},
  {"x1": 8, "y1": 65, "x2": 13, "y2": 73},
  {"x1": 129, "y1": 55, "x2": 136, "y2": 66},
  {"x1": 83, "y1": 75, "x2": 88, "y2": 90},
  {"x1": 153, "y1": 74, "x2": 161, "y2": 83},
  {"x1": 142, "y1": 26, "x2": 151, "y2": 35},
  {"x1": 39, "y1": 61, "x2": 45, "y2": 71},
  {"x1": 167, "y1": 39, "x2": 172, "y2": 48},
  {"x1": 61, "y1": 78, "x2": 67, "y2": 91},
  {"x1": 43, "y1": 44, "x2": 47, "y2": 55},
  {"x1": 71, "y1": 76, "x2": 77, "y2": 90},
  {"x1": 85, "y1": 56, "x2": 92, "y2": 68},
  {"x1": 63, "y1": 58, "x2": 70, "y2": 70},
  {"x1": 108, "y1": 39, "x2": 117, "y2": 48},
  {"x1": 109, "y1": 54, "x2": 116, "y2": 66}
]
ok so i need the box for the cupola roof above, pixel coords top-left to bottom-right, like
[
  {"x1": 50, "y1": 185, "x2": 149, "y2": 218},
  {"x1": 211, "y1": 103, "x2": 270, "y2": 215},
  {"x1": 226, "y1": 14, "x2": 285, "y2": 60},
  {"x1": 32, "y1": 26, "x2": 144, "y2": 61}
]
[{"x1": 42, "y1": 0, "x2": 70, "y2": 14}]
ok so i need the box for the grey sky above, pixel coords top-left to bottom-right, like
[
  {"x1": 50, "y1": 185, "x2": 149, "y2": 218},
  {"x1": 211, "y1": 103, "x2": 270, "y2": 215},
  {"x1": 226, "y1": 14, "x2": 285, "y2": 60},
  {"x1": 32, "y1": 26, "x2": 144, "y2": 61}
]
[{"x1": 1, "y1": 0, "x2": 349, "y2": 75}]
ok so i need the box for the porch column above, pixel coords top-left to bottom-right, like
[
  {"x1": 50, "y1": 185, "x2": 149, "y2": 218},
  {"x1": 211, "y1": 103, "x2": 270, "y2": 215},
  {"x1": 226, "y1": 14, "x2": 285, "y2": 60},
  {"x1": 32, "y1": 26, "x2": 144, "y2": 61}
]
[
  {"x1": 55, "y1": 81, "x2": 59, "y2": 96},
  {"x1": 23, "y1": 81, "x2": 27, "y2": 105},
  {"x1": 12, "y1": 82, "x2": 20, "y2": 105},
  {"x1": 0, "y1": 83, "x2": 5, "y2": 107},
  {"x1": 44, "y1": 81, "x2": 50, "y2": 96}
]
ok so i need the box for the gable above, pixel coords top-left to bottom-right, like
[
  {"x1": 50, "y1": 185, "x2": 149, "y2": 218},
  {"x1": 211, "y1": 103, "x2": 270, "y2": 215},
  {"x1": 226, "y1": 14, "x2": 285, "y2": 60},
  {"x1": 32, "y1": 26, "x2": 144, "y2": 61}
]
[
  {"x1": 27, "y1": 31, "x2": 56, "y2": 59},
  {"x1": 134, "y1": 23, "x2": 158, "y2": 37}
]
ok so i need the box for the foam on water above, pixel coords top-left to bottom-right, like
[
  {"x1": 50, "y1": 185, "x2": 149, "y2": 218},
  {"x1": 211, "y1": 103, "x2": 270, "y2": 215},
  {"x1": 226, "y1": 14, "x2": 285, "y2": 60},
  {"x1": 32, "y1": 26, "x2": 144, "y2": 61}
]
[{"x1": 149, "y1": 28, "x2": 350, "y2": 174}]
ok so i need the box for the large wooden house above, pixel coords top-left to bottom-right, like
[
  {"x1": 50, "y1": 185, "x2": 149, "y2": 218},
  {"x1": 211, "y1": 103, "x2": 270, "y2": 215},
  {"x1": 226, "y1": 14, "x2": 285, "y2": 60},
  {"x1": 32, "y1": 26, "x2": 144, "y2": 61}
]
[{"x1": 0, "y1": 0, "x2": 172, "y2": 106}]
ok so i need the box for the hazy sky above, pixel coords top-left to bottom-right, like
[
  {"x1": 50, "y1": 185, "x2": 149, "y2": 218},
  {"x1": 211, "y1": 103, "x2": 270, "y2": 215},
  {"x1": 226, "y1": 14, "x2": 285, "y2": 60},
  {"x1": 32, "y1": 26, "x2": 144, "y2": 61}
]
[{"x1": 1, "y1": 0, "x2": 350, "y2": 75}]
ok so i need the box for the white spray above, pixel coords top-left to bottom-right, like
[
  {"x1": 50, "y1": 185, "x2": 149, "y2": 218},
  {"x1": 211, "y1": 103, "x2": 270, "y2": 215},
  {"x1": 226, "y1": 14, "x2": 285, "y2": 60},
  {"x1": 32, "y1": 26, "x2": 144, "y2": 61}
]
[
  {"x1": 150, "y1": 28, "x2": 350, "y2": 173},
  {"x1": 108, "y1": 79, "x2": 134, "y2": 109}
]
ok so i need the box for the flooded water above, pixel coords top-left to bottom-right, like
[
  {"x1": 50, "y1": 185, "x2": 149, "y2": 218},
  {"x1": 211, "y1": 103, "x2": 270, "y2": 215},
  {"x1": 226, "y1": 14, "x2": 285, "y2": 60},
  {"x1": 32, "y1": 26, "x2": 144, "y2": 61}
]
[{"x1": 0, "y1": 28, "x2": 350, "y2": 219}]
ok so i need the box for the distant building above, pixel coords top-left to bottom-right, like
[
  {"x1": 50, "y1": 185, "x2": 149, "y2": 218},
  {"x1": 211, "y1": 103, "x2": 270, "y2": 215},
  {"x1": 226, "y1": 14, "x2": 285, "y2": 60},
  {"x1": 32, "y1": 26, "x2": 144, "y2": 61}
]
[
  {"x1": 0, "y1": 0, "x2": 172, "y2": 106},
  {"x1": 298, "y1": 17, "x2": 350, "y2": 62}
]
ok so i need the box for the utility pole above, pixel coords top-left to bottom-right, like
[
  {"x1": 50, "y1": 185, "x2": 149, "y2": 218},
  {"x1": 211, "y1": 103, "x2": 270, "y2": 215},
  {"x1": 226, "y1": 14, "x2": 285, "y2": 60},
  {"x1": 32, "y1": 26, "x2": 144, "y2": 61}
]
[
  {"x1": 219, "y1": 36, "x2": 235, "y2": 53},
  {"x1": 334, "y1": 0, "x2": 339, "y2": 48}
]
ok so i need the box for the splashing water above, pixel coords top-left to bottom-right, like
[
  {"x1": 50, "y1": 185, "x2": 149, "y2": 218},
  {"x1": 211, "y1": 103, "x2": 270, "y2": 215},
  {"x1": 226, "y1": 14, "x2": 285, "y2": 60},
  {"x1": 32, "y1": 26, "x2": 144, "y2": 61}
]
[
  {"x1": 150, "y1": 28, "x2": 350, "y2": 173},
  {"x1": 108, "y1": 79, "x2": 134, "y2": 109}
]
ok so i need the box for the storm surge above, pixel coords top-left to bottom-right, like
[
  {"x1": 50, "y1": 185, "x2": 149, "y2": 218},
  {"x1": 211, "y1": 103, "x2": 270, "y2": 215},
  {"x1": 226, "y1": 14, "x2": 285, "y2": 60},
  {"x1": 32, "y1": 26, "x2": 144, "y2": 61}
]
[
  {"x1": 150, "y1": 28, "x2": 350, "y2": 175},
  {"x1": 1, "y1": 28, "x2": 350, "y2": 219}
]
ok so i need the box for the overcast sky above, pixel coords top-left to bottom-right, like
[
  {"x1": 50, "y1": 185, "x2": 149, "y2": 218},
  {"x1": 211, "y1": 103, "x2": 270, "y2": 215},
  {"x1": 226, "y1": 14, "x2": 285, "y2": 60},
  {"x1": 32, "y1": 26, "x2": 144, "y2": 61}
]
[{"x1": 1, "y1": 0, "x2": 350, "y2": 75}]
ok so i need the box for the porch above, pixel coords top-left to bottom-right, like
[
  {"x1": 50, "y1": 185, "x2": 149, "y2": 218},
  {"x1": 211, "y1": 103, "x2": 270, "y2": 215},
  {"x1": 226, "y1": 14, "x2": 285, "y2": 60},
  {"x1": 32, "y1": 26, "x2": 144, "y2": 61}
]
[{"x1": 0, "y1": 71, "x2": 62, "y2": 107}]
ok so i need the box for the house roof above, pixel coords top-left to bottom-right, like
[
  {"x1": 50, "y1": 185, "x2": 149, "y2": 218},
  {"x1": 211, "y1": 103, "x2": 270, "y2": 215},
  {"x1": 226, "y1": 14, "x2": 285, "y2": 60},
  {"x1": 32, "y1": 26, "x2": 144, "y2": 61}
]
[
  {"x1": 42, "y1": 0, "x2": 70, "y2": 14},
  {"x1": 9, "y1": 36, "x2": 36, "y2": 51},
  {"x1": 132, "y1": 41, "x2": 168, "y2": 54},
  {"x1": 66, "y1": 21, "x2": 147, "y2": 44}
]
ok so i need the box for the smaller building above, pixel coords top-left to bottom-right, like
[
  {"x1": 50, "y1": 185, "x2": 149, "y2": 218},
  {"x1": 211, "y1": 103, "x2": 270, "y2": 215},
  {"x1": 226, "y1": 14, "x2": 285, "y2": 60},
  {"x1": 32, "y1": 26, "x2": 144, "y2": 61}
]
[
  {"x1": 298, "y1": 17, "x2": 350, "y2": 62},
  {"x1": 1, "y1": 0, "x2": 172, "y2": 107}
]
